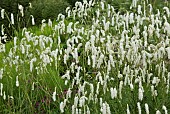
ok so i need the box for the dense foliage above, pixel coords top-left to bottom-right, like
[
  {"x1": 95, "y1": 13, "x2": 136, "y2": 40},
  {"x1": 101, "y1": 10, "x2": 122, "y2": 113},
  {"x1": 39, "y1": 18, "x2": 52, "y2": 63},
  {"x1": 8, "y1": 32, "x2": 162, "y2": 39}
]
[{"x1": 29, "y1": 0, "x2": 69, "y2": 24}]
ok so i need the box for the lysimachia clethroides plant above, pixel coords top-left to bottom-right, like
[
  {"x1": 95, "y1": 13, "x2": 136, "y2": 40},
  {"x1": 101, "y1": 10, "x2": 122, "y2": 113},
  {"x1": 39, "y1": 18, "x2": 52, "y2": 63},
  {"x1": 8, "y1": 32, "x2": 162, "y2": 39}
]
[{"x1": 0, "y1": 0, "x2": 170, "y2": 113}]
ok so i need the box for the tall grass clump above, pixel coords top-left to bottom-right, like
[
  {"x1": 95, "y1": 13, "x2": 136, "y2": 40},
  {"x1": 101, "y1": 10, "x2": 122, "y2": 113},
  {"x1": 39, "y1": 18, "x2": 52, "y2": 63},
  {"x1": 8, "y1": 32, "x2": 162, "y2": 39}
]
[{"x1": 0, "y1": 0, "x2": 170, "y2": 113}]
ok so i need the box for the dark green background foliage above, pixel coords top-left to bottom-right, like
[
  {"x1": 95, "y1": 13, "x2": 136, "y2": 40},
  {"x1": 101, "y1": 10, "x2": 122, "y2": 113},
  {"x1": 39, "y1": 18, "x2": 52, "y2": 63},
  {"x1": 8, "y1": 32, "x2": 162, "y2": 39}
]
[
  {"x1": 0, "y1": 0, "x2": 83, "y2": 28},
  {"x1": 66, "y1": 0, "x2": 83, "y2": 6},
  {"x1": 0, "y1": 0, "x2": 33, "y2": 39},
  {"x1": 0, "y1": 0, "x2": 70, "y2": 41},
  {"x1": 0, "y1": 0, "x2": 31, "y2": 14},
  {"x1": 29, "y1": 0, "x2": 69, "y2": 25}
]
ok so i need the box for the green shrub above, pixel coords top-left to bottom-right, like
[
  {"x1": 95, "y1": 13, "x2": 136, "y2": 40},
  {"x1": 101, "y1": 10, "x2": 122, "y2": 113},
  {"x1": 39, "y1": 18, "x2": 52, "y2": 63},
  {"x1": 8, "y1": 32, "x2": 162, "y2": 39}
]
[{"x1": 28, "y1": 0, "x2": 69, "y2": 25}]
